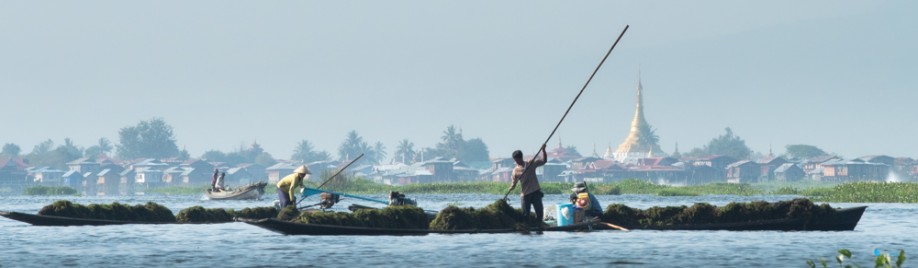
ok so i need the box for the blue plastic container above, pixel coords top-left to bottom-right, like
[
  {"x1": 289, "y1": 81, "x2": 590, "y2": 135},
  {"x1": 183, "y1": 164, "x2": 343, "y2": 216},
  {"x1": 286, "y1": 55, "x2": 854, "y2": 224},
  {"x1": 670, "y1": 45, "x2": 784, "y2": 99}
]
[{"x1": 557, "y1": 203, "x2": 574, "y2": 226}]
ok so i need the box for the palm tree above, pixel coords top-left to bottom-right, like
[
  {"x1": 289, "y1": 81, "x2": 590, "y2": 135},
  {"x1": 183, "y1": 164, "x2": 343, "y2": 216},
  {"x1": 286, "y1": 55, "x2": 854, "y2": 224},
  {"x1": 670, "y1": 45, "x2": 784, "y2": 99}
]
[
  {"x1": 338, "y1": 130, "x2": 370, "y2": 161},
  {"x1": 292, "y1": 140, "x2": 315, "y2": 162},
  {"x1": 394, "y1": 139, "x2": 415, "y2": 164},
  {"x1": 98, "y1": 138, "x2": 113, "y2": 155},
  {"x1": 439, "y1": 125, "x2": 463, "y2": 159},
  {"x1": 372, "y1": 141, "x2": 387, "y2": 164},
  {"x1": 292, "y1": 140, "x2": 330, "y2": 163}
]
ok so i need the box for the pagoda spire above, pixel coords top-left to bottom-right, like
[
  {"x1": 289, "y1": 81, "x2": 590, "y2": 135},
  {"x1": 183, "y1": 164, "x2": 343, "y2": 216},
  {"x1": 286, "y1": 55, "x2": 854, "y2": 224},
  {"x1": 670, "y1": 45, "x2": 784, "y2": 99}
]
[{"x1": 614, "y1": 76, "x2": 665, "y2": 163}]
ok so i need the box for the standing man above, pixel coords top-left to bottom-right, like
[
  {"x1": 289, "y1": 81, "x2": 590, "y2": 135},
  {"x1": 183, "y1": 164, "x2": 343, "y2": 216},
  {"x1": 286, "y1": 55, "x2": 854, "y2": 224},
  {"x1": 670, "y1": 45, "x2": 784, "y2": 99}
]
[
  {"x1": 215, "y1": 171, "x2": 226, "y2": 191},
  {"x1": 277, "y1": 165, "x2": 310, "y2": 209},
  {"x1": 508, "y1": 143, "x2": 548, "y2": 224},
  {"x1": 210, "y1": 168, "x2": 219, "y2": 192}
]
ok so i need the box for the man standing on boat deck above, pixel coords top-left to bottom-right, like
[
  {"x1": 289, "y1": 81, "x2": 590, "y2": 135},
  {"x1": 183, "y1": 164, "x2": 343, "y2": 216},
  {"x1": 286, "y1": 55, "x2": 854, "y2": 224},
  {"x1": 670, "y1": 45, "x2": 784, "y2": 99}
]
[
  {"x1": 277, "y1": 165, "x2": 310, "y2": 208},
  {"x1": 508, "y1": 144, "x2": 548, "y2": 224},
  {"x1": 215, "y1": 171, "x2": 226, "y2": 191},
  {"x1": 210, "y1": 168, "x2": 219, "y2": 192}
]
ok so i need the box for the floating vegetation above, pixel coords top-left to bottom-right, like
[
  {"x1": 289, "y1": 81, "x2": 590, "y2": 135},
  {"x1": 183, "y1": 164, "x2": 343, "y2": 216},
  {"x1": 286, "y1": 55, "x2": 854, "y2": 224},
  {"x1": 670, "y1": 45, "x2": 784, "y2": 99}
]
[
  {"x1": 291, "y1": 206, "x2": 429, "y2": 229},
  {"x1": 770, "y1": 186, "x2": 800, "y2": 195},
  {"x1": 38, "y1": 200, "x2": 176, "y2": 223},
  {"x1": 806, "y1": 248, "x2": 906, "y2": 268},
  {"x1": 23, "y1": 186, "x2": 78, "y2": 196},
  {"x1": 429, "y1": 199, "x2": 534, "y2": 230},
  {"x1": 601, "y1": 198, "x2": 835, "y2": 228},
  {"x1": 807, "y1": 182, "x2": 918, "y2": 203}
]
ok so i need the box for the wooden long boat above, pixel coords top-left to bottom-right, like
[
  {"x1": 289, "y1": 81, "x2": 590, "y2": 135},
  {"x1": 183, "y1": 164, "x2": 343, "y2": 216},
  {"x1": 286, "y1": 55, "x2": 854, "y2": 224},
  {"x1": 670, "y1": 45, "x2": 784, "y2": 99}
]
[
  {"x1": 0, "y1": 211, "x2": 173, "y2": 226},
  {"x1": 597, "y1": 206, "x2": 868, "y2": 231},
  {"x1": 241, "y1": 205, "x2": 867, "y2": 235},
  {"x1": 205, "y1": 181, "x2": 267, "y2": 201},
  {"x1": 239, "y1": 217, "x2": 601, "y2": 236}
]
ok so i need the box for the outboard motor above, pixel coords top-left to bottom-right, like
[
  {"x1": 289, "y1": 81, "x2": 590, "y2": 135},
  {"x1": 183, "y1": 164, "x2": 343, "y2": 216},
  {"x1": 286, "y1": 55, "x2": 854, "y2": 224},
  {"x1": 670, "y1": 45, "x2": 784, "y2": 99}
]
[
  {"x1": 319, "y1": 192, "x2": 341, "y2": 209},
  {"x1": 388, "y1": 191, "x2": 417, "y2": 206}
]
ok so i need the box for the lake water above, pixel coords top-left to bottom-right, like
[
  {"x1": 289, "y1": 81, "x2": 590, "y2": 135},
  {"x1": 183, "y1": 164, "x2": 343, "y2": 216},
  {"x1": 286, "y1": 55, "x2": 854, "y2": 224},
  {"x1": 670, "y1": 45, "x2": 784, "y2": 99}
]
[{"x1": 1, "y1": 193, "x2": 915, "y2": 267}]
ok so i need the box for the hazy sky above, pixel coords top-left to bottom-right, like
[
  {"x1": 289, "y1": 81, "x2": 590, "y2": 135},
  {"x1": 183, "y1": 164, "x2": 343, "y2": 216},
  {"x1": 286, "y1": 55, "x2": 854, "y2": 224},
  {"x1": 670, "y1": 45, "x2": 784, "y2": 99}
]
[{"x1": 2, "y1": 1, "x2": 916, "y2": 161}]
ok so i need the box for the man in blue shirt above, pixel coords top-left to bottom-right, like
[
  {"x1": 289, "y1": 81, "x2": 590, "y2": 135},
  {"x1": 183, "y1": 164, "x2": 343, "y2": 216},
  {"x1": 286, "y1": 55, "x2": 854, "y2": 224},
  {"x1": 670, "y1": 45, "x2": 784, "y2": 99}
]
[{"x1": 570, "y1": 181, "x2": 602, "y2": 217}]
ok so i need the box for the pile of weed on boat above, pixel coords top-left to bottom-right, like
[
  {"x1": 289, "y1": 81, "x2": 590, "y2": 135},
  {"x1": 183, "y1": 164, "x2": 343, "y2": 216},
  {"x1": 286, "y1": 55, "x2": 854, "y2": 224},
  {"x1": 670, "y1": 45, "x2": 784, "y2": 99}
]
[
  {"x1": 280, "y1": 199, "x2": 537, "y2": 230},
  {"x1": 176, "y1": 206, "x2": 278, "y2": 224},
  {"x1": 284, "y1": 206, "x2": 430, "y2": 229},
  {"x1": 39, "y1": 200, "x2": 176, "y2": 223},
  {"x1": 429, "y1": 199, "x2": 536, "y2": 230},
  {"x1": 37, "y1": 200, "x2": 278, "y2": 224},
  {"x1": 600, "y1": 198, "x2": 836, "y2": 228}
]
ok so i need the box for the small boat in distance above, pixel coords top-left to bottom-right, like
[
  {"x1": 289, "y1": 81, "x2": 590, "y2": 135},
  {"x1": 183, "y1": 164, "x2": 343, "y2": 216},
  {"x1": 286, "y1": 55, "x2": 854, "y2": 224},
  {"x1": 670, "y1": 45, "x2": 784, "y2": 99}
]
[{"x1": 205, "y1": 181, "x2": 267, "y2": 201}]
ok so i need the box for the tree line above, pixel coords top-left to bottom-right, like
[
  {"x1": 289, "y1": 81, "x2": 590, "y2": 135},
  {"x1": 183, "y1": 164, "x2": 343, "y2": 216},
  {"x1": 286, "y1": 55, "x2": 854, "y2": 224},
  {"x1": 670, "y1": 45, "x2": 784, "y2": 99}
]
[
  {"x1": 1, "y1": 119, "x2": 835, "y2": 171},
  {"x1": 0, "y1": 119, "x2": 495, "y2": 170}
]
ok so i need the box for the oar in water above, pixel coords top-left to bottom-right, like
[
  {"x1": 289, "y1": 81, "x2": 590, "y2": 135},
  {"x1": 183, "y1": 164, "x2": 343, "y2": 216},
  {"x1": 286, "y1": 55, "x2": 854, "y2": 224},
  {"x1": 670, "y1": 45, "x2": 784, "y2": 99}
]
[{"x1": 503, "y1": 25, "x2": 630, "y2": 201}]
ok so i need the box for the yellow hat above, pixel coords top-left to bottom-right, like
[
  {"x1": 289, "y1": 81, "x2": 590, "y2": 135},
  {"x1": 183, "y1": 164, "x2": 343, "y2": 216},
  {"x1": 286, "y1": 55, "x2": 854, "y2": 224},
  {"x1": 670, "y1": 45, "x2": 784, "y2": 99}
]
[{"x1": 294, "y1": 165, "x2": 311, "y2": 175}]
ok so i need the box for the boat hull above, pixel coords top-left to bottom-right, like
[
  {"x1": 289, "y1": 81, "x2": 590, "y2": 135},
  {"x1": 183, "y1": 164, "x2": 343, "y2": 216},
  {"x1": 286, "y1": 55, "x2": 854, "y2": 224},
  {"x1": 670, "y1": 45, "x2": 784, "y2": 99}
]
[
  {"x1": 599, "y1": 206, "x2": 868, "y2": 231},
  {"x1": 240, "y1": 218, "x2": 599, "y2": 236},
  {"x1": 205, "y1": 182, "x2": 267, "y2": 201},
  {"x1": 0, "y1": 211, "x2": 170, "y2": 226}
]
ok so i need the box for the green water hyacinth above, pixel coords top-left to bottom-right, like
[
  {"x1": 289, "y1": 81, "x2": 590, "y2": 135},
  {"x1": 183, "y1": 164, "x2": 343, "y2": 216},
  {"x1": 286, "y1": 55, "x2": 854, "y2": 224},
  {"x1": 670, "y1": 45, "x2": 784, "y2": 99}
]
[
  {"x1": 807, "y1": 182, "x2": 918, "y2": 203},
  {"x1": 806, "y1": 248, "x2": 905, "y2": 268},
  {"x1": 23, "y1": 186, "x2": 78, "y2": 196}
]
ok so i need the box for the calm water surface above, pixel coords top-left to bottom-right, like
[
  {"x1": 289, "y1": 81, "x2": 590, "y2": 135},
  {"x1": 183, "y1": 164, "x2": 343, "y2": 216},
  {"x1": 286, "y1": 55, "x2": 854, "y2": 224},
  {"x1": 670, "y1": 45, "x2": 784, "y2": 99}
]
[{"x1": 1, "y1": 193, "x2": 915, "y2": 267}]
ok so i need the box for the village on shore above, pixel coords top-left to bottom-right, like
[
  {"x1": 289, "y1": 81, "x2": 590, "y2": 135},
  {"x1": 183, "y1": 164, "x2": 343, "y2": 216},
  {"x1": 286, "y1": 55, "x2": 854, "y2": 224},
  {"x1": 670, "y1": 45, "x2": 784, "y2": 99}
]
[{"x1": 2, "y1": 82, "x2": 915, "y2": 196}]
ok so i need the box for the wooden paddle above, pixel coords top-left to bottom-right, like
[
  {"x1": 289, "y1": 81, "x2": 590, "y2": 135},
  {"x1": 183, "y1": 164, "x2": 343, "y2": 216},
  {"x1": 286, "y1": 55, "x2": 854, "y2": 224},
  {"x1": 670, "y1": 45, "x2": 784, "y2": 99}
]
[
  {"x1": 600, "y1": 222, "x2": 630, "y2": 231},
  {"x1": 502, "y1": 25, "x2": 630, "y2": 201}
]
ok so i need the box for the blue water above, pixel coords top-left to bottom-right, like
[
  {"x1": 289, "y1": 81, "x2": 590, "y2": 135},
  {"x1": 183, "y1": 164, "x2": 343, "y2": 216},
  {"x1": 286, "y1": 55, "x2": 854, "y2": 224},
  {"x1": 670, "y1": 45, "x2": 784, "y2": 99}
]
[{"x1": 1, "y1": 193, "x2": 915, "y2": 267}]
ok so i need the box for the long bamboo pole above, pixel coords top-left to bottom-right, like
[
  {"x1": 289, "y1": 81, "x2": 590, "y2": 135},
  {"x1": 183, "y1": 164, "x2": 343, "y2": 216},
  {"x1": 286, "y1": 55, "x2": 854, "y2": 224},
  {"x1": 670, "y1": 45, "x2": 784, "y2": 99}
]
[
  {"x1": 503, "y1": 25, "x2": 630, "y2": 200},
  {"x1": 295, "y1": 153, "x2": 365, "y2": 206}
]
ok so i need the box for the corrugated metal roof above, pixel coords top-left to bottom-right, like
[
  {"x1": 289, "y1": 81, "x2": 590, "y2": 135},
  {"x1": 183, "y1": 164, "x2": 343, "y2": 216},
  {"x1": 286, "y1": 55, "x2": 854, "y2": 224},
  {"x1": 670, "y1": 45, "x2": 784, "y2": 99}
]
[{"x1": 774, "y1": 163, "x2": 800, "y2": 173}]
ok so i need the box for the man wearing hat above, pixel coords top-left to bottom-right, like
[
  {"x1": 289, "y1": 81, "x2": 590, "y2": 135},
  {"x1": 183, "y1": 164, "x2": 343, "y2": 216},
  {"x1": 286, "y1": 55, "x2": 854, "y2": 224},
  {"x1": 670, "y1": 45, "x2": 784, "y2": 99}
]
[
  {"x1": 569, "y1": 181, "x2": 602, "y2": 217},
  {"x1": 508, "y1": 144, "x2": 548, "y2": 224},
  {"x1": 277, "y1": 165, "x2": 311, "y2": 209}
]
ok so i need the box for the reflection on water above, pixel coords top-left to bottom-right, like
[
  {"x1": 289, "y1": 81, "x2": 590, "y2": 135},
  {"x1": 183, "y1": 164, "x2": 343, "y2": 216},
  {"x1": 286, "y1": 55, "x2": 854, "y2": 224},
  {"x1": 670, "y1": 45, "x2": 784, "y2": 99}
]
[{"x1": 1, "y1": 194, "x2": 915, "y2": 267}]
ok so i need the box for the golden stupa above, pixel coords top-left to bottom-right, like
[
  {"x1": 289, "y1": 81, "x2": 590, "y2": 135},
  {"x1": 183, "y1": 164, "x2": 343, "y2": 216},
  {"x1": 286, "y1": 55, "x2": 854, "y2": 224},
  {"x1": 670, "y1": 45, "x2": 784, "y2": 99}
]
[{"x1": 613, "y1": 79, "x2": 664, "y2": 163}]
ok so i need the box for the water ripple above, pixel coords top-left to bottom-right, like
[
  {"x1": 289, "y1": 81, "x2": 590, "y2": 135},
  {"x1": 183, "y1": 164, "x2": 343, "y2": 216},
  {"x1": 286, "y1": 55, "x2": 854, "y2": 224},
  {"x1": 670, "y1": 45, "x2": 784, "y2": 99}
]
[{"x1": 2, "y1": 194, "x2": 916, "y2": 267}]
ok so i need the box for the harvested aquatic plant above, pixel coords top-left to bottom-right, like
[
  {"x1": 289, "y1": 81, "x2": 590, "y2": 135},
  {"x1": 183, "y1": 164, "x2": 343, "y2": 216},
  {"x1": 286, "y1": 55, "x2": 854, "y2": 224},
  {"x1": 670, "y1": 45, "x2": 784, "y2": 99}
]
[
  {"x1": 175, "y1": 206, "x2": 233, "y2": 223},
  {"x1": 233, "y1": 207, "x2": 278, "y2": 220},
  {"x1": 291, "y1": 206, "x2": 429, "y2": 229},
  {"x1": 277, "y1": 206, "x2": 301, "y2": 221},
  {"x1": 429, "y1": 199, "x2": 535, "y2": 230},
  {"x1": 600, "y1": 198, "x2": 836, "y2": 228},
  {"x1": 38, "y1": 200, "x2": 175, "y2": 223}
]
